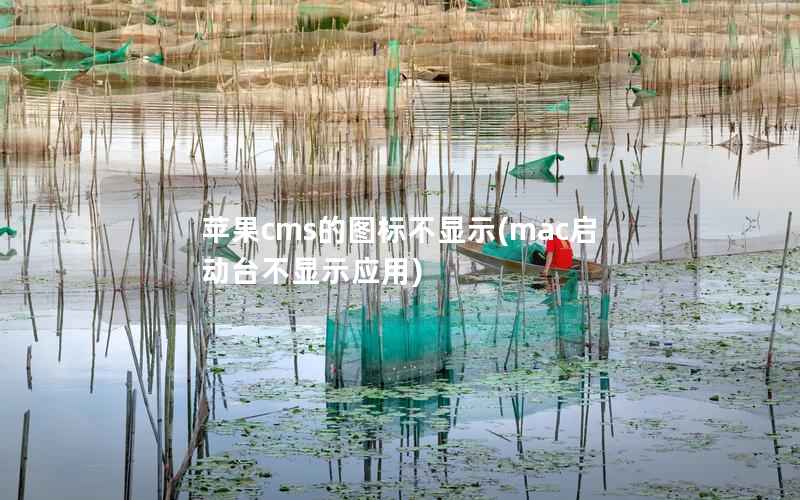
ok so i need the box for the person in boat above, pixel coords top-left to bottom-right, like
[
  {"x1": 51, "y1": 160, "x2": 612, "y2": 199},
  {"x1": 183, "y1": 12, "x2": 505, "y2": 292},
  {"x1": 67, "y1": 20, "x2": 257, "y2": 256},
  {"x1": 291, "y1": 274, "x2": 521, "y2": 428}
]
[{"x1": 541, "y1": 219, "x2": 573, "y2": 279}]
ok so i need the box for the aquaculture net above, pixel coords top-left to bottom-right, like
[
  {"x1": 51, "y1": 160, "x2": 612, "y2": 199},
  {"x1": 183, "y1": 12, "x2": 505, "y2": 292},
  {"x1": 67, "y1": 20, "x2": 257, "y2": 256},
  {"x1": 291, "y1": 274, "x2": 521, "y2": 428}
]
[
  {"x1": 539, "y1": 271, "x2": 586, "y2": 359},
  {"x1": 481, "y1": 239, "x2": 546, "y2": 264},
  {"x1": 326, "y1": 269, "x2": 452, "y2": 387},
  {"x1": 467, "y1": 0, "x2": 492, "y2": 11},
  {"x1": 783, "y1": 33, "x2": 800, "y2": 68},
  {"x1": 386, "y1": 39, "x2": 400, "y2": 117},
  {"x1": 295, "y1": 1, "x2": 381, "y2": 31},
  {"x1": 0, "y1": 25, "x2": 95, "y2": 57},
  {"x1": 0, "y1": 13, "x2": 12, "y2": 30},
  {"x1": 79, "y1": 40, "x2": 131, "y2": 68},
  {"x1": 509, "y1": 153, "x2": 564, "y2": 182}
]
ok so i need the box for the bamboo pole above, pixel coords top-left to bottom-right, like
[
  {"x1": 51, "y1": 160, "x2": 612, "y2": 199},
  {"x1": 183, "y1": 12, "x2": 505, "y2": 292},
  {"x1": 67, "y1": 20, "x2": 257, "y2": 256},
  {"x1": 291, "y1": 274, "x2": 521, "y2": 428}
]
[
  {"x1": 766, "y1": 211, "x2": 793, "y2": 382},
  {"x1": 26, "y1": 346, "x2": 31, "y2": 391},
  {"x1": 687, "y1": 174, "x2": 697, "y2": 258},
  {"x1": 17, "y1": 410, "x2": 30, "y2": 500},
  {"x1": 468, "y1": 108, "x2": 482, "y2": 225},
  {"x1": 658, "y1": 116, "x2": 667, "y2": 261},
  {"x1": 123, "y1": 371, "x2": 136, "y2": 500},
  {"x1": 610, "y1": 171, "x2": 622, "y2": 265}
]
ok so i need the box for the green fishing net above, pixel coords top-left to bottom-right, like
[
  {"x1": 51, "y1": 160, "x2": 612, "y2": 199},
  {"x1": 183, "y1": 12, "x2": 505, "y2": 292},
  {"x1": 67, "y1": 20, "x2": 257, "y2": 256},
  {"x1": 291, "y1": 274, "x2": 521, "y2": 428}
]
[
  {"x1": 179, "y1": 226, "x2": 241, "y2": 263},
  {"x1": 628, "y1": 85, "x2": 656, "y2": 97},
  {"x1": 145, "y1": 12, "x2": 165, "y2": 26},
  {"x1": 297, "y1": 3, "x2": 350, "y2": 32},
  {"x1": 629, "y1": 51, "x2": 642, "y2": 72},
  {"x1": 467, "y1": 0, "x2": 492, "y2": 11},
  {"x1": 145, "y1": 53, "x2": 164, "y2": 65},
  {"x1": 0, "y1": 13, "x2": 13, "y2": 30},
  {"x1": 386, "y1": 39, "x2": 400, "y2": 116},
  {"x1": 386, "y1": 40, "x2": 400, "y2": 168},
  {"x1": 0, "y1": 25, "x2": 95, "y2": 57},
  {"x1": 783, "y1": 34, "x2": 800, "y2": 68},
  {"x1": 728, "y1": 19, "x2": 738, "y2": 49},
  {"x1": 627, "y1": 85, "x2": 656, "y2": 106},
  {"x1": 0, "y1": 54, "x2": 52, "y2": 70},
  {"x1": 546, "y1": 99, "x2": 570, "y2": 113},
  {"x1": 326, "y1": 270, "x2": 452, "y2": 387},
  {"x1": 481, "y1": 239, "x2": 545, "y2": 264},
  {"x1": 79, "y1": 40, "x2": 130, "y2": 68},
  {"x1": 0, "y1": 53, "x2": 85, "y2": 82},
  {"x1": 509, "y1": 153, "x2": 564, "y2": 182}
]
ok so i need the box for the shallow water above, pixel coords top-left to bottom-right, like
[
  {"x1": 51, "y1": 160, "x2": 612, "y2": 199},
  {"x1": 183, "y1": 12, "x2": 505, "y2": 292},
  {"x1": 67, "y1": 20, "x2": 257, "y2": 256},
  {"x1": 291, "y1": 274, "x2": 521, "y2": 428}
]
[
  {"x1": 2, "y1": 248, "x2": 800, "y2": 498},
  {"x1": 2, "y1": 56, "x2": 800, "y2": 500}
]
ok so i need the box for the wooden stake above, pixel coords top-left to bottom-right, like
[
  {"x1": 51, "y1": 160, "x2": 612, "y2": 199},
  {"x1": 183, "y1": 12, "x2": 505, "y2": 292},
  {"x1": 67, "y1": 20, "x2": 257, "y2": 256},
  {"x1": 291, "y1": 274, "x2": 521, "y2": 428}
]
[
  {"x1": 17, "y1": 410, "x2": 30, "y2": 500},
  {"x1": 123, "y1": 371, "x2": 136, "y2": 500},
  {"x1": 658, "y1": 116, "x2": 667, "y2": 261},
  {"x1": 766, "y1": 211, "x2": 793, "y2": 382},
  {"x1": 26, "y1": 347, "x2": 31, "y2": 391}
]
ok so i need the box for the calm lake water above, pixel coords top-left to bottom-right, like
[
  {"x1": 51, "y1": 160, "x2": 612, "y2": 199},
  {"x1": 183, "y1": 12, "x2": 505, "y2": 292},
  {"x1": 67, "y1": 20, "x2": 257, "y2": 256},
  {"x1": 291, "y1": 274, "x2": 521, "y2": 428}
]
[{"x1": 1, "y1": 77, "x2": 799, "y2": 499}]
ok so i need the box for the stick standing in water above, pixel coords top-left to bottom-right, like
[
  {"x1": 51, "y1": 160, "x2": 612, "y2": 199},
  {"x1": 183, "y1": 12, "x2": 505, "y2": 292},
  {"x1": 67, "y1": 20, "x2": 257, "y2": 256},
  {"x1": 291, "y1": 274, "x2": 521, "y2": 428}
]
[{"x1": 766, "y1": 211, "x2": 793, "y2": 382}]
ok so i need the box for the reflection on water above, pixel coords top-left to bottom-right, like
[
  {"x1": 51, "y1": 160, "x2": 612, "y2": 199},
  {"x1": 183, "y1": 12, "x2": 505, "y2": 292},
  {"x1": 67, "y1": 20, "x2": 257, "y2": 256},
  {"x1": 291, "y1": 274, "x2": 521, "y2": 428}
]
[{"x1": 1, "y1": 34, "x2": 800, "y2": 499}]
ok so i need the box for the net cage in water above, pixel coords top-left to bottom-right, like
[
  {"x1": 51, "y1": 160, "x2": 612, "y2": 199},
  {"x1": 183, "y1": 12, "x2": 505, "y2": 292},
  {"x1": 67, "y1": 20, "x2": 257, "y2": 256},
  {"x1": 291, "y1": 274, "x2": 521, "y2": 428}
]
[
  {"x1": 325, "y1": 261, "x2": 588, "y2": 387},
  {"x1": 545, "y1": 271, "x2": 586, "y2": 360},
  {"x1": 325, "y1": 267, "x2": 453, "y2": 387}
]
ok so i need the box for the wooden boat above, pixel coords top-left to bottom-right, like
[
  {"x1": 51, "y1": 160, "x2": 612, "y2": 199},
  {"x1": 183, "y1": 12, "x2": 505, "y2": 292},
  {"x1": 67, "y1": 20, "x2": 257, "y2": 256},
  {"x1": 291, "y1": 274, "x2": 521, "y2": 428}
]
[{"x1": 456, "y1": 241, "x2": 604, "y2": 280}]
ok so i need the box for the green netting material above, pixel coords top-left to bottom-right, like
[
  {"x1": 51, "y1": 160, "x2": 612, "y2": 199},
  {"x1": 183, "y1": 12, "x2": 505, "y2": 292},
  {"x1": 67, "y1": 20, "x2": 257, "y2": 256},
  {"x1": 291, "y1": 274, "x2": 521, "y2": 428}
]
[
  {"x1": 326, "y1": 272, "x2": 452, "y2": 386},
  {"x1": 386, "y1": 39, "x2": 399, "y2": 118},
  {"x1": 79, "y1": 40, "x2": 131, "y2": 69},
  {"x1": 509, "y1": 153, "x2": 564, "y2": 182},
  {"x1": 145, "y1": 53, "x2": 164, "y2": 65},
  {"x1": 326, "y1": 262, "x2": 594, "y2": 388},
  {"x1": 297, "y1": 3, "x2": 350, "y2": 32},
  {"x1": 467, "y1": 0, "x2": 492, "y2": 11},
  {"x1": 180, "y1": 226, "x2": 241, "y2": 263},
  {"x1": 481, "y1": 239, "x2": 545, "y2": 264},
  {"x1": 541, "y1": 271, "x2": 585, "y2": 358},
  {"x1": 627, "y1": 85, "x2": 656, "y2": 106},
  {"x1": 0, "y1": 0, "x2": 12, "y2": 10},
  {"x1": 728, "y1": 19, "x2": 738, "y2": 49},
  {"x1": 0, "y1": 25, "x2": 95, "y2": 57},
  {"x1": 541, "y1": 270, "x2": 579, "y2": 307},
  {"x1": 0, "y1": 54, "x2": 53, "y2": 70},
  {"x1": 207, "y1": 227, "x2": 241, "y2": 263},
  {"x1": 18, "y1": 59, "x2": 84, "y2": 82},
  {"x1": 629, "y1": 51, "x2": 642, "y2": 72},
  {"x1": 386, "y1": 39, "x2": 400, "y2": 168},
  {"x1": 628, "y1": 86, "x2": 656, "y2": 97},
  {"x1": 546, "y1": 99, "x2": 570, "y2": 113},
  {"x1": 600, "y1": 293, "x2": 610, "y2": 321},
  {"x1": 0, "y1": 13, "x2": 13, "y2": 30},
  {"x1": 783, "y1": 34, "x2": 800, "y2": 68},
  {"x1": 719, "y1": 56, "x2": 731, "y2": 90},
  {"x1": 146, "y1": 12, "x2": 166, "y2": 26}
]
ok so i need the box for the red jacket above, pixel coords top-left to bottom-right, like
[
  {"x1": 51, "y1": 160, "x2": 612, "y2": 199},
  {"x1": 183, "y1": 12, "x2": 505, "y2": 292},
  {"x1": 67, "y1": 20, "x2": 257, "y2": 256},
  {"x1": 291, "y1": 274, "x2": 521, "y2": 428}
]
[{"x1": 546, "y1": 236, "x2": 573, "y2": 270}]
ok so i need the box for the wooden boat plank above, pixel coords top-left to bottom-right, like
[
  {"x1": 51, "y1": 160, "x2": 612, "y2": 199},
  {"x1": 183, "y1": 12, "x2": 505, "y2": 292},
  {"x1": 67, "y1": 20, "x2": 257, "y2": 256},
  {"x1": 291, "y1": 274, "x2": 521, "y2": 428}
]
[{"x1": 456, "y1": 241, "x2": 603, "y2": 280}]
